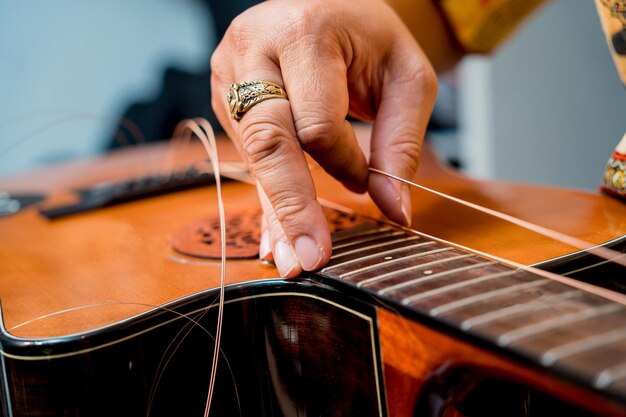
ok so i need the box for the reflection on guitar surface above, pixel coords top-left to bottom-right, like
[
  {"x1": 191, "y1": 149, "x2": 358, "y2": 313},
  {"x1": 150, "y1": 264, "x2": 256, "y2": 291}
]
[{"x1": 1, "y1": 124, "x2": 626, "y2": 416}]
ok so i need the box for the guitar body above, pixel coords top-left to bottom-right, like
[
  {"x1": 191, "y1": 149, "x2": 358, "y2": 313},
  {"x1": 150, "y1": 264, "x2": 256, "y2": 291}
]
[{"x1": 1, "y1": 125, "x2": 626, "y2": 416}]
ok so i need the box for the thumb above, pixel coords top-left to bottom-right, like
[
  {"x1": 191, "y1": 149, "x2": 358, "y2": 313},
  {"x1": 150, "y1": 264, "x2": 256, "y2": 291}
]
[{"x1": 368, "y1": 45, "x2": 438, "y2": 226}]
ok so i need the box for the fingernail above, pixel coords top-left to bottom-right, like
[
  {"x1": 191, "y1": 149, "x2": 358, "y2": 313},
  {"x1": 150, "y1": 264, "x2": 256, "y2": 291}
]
[
  {"x1": 294, "y1": 236, "x2": 324, "y2": 271},
  {"x1": 259, "y1": 229, "x2": 272, "y2": 260},
  {"x1": 401, "y1": 184, "x2": 412, "y2": 226},
  {"x1": 274, "y1": 240, "x2": 299, "y2": 277}
]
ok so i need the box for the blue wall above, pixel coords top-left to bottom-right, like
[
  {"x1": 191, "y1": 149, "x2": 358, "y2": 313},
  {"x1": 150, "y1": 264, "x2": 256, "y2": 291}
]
[{"x1": 0, "y1": 0, "x2": 214, "y2": 176}]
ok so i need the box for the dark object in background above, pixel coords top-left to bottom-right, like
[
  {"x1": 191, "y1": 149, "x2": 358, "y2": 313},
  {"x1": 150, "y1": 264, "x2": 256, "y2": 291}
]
[
  {"x1": 613, "y1": 29, "x2": 626, "y2": 54},
  {"x1": 107, "y1": 0, "x2": 458, "y2": 149},
  {"x1": 107, "y1": 0, "x2": 258, "y2": 149}
]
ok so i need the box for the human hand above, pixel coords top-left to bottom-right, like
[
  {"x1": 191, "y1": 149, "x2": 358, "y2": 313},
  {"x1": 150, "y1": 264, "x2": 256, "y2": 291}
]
[{"x1": 210, "y1": 0, "x2": 438, "y2": 277}]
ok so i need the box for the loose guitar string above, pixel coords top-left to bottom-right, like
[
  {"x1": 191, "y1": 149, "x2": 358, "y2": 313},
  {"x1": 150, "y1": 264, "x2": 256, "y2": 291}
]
[
  {"x1": 0, "y1": 110, "x2": 131, "y2": 145},
  {"x1": 210, "y1": 156, "x2": 626, "y2": 304},
  {"x1": 0, "y1": 108, "x2": 143, "y2": 137},
  {"x1": 0, "y1": 115, "x2": 230, "y2": 416},
  {"x1": 6, "y1": 116, "x2": 626, "y2": 403},
  {"x1": 5, "y1": 300, "x2": 242, "y2": 417},
  {"x1": 0, "y1": 112, "x2": 146, "y2": 158},
  {"x1": 368, "y1": 167, "x2": 626, "y2": 268},
  {"x1": 161, "y1": 125, "x2": 196, "y2": 181},
  {"x1": 0, "y1": 112, "x2": 164, "y2": 192},
  {"x1": 147, "y1": 309, "x2": 211, "y2": 416},
  {"x1": 317, "y1": 183, "x2": 626, "y2": 306},
  {"x1": 146, "y1": 305, "x2": 241, "y2": 417},
  {"x1": 172, "y1": 118, "x2": 228, "y2": 417},
  {"x1": 165, "y1": 118, "x2": 232, "y2": 417}
]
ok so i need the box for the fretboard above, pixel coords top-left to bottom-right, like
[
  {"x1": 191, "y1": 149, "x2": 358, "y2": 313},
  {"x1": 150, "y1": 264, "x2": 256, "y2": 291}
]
[{"x1": 317, "y1": 223, "x2": 626, "y2": 400}]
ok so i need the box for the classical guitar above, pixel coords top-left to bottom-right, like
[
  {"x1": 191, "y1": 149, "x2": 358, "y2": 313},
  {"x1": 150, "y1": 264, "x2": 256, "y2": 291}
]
[{"x1": 1, "y1": 125, "x2": 626, "y2": 417}]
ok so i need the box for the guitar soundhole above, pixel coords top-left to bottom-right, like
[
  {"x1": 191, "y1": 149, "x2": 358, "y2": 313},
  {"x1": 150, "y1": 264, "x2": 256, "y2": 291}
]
[{"x1": 415, "y1": 367, "x2": 599, "y2": 417}]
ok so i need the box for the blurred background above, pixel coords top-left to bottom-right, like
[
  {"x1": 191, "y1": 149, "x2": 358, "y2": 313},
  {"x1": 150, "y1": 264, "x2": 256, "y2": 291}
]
[{"x1": 1, "y1": 0, "x2": 625, "y2": 192}]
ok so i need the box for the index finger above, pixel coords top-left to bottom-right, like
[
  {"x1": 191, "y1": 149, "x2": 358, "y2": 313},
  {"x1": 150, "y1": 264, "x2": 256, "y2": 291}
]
[{"x1": 214, "y1": 65, "x2": 332, "y2": 276}]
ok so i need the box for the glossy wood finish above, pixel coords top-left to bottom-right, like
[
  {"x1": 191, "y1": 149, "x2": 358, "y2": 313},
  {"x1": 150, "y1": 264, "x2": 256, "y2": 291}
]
[
  {"x1": 1, "y1": 281, "x2": 383, "y2": 417},
  {"x1": 1, "y1": 124, "x2": 626, "y2": 416},
  {"x1": 378, "y1": 308, "x2": 626, "y2": 417},
  {"x1": 0, "y1": 141, "x2": 276, "y2": 338},
  {"x1": 319, "y1": 223, "x2": 626, "y2": 404},
  {"x1": 1, "y1": 125, "x2": 625, "y2": 338},
  {"x1": 313, "y1": 126, "x2": 626, "y2": 266}
]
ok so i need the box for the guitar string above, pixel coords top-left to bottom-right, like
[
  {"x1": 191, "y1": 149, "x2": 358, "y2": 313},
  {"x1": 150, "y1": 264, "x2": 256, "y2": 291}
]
[
  {"x1": 147, "y1": 308, "x2": 217, "y2": 417},
  {"x1": 5, "y1": 116, "x2": 626, "y2": 409},
  {"x1": 171, "y1": 118, "x2": 228, "y2": 417},
  {"x1": 101, "y1": 118, "x2": 230, "y2": 415},
  {"x1": 0, "y1": 111, "x2": 159, "y2": 190},
  {"x1": 368, "y1": 167, "x2": 626, "y2": 270},
  {"x1": 0, "y1": 112, "x2": 146, "y2": 157},
  {"x1": 4, "y1": 299, "x2": 242, "y2": 417},
  {"x1": 161, "y1": 125, "x2": 196, "y2": 181},
  {"x1": 0, "y1": 108, "x2": 143, "y2": 140},
  {"x1": 0, "y1": 116, "x2": 230, "y2": 416},
  {"x1": 168, "y1": 127, "x2": 626, "y2": 380},
  {"x1": 211, "y1": 155, "x2": 626, "y2": 304},
  {"x1": 213, "y1": 158, "x2": 626, "y2": 273},
  {"x1": 317, "y1": 192, "x2": 626, "y2": 306}
]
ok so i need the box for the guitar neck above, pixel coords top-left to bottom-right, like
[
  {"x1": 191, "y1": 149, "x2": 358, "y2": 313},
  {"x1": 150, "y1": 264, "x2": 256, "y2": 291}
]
[{"x1": 317, "y1": 222, "x2": 626, "y2": 403}]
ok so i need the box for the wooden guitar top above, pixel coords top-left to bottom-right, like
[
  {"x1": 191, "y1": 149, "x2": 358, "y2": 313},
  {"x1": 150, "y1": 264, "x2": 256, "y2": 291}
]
[{"x1": 0, "y1": 125, "x2": 624, "y2": 339}]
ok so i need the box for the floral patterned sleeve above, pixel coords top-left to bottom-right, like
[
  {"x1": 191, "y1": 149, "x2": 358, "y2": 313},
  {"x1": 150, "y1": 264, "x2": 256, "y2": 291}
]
[{"x1": 438, "y1": 0, "x2": 546, "y2": 54}]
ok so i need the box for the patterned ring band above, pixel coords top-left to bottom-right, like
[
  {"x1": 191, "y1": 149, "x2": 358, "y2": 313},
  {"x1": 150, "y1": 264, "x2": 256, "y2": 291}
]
[{"x1": 227, "y1": 80, "x2": 288, "y2": 122}]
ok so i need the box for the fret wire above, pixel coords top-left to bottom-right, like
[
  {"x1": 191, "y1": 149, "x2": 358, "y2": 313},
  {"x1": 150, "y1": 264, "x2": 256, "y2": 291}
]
[
  {"x1": 401, "y1": 266, "x2": 516, "y2": 306},
  {"x1": 541, "y1": 326, "x2": 626, "y2": 367},
  {"x1": 352, "y1": 252, "x2": 470, "y2": 286},
  {"x1": 331, "y1": 226, "x2": 393, "y2": 244},
  {"x1": 498, "y1": 303, "x2": 622, "y2": 347},
  {"x1": 595, "y1": 360, "x2": 626, "y2": 390},
  {"x1": 322, "y1": 241, "x2": 435, "y2": 272},
  {"x1": 379, "y1": 261, "x2": 496, "y2": 296},
  {"x1": 460, "y1": 289, "x2": 581, "y2": 331},
  {"x1": 333, "y1": 231, "x2": 405, "y2": 251},
  {"x1": 330, "y1": 236, "x2": 421, "y2": 260},
  {"x1": 429, "y1": 278, "x2": 548, "y2": 317}
]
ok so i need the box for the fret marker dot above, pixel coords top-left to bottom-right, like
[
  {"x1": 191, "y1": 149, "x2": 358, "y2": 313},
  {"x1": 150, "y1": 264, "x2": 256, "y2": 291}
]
[
  {"x1": 423, "y1": 270, "x2": 433, "y2": 275},
  {"x1": 384, "y1": 256, "x2": 393, "y2": 260}
]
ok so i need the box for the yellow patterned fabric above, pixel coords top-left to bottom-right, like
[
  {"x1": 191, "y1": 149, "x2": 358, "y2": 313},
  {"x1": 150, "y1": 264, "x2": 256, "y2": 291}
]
[{"x1": 438, "y1": 0, "x2": 546, "y2": 53}]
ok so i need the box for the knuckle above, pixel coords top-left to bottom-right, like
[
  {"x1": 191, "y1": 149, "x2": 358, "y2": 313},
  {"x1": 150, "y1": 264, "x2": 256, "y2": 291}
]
[
  {"x1": 275, "y1": 1, "x2": 332, "y2": 49},
  {"x1": 224, "y1": 14, "x2": 256, "y2": 56},
  {"x1": 413, "y1": 62, "x2": 439, "y2": 98},
  {"x1": 393, "y1": 57, "x2": 439, "y2": 100},
  {"x1": 295, "y1": 117, "x2": 337, "y2": 151},
  {"x1": 210, "y1": 53, "x2": 229, "y2": 89},
  {"x1": 268, "y1": 189, "x2": 310, "y2": 227},
  {"x1": 286, "y1": 2, "x2": 321, "y2": 35},
  {"x1": 240, "y1": 121, "x2": 292, "y2": 168},
  {"x1": 389, "y1": 137, "x2": 422, "y2": 171}
]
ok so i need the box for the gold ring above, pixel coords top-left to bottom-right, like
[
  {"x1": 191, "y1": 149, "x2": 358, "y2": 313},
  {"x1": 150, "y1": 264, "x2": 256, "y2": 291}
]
[{"x1": 227, "y1": 80, "x2": 288, "y2": 122}]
